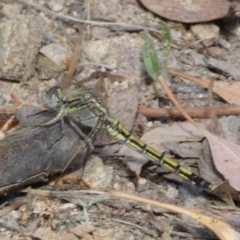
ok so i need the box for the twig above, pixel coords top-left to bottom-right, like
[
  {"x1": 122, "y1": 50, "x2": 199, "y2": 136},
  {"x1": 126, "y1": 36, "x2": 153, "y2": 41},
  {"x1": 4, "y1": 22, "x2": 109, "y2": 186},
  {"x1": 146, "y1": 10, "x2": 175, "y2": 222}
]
[
  {"x1": 86, "y1": 0, "x2": 91, "y2": 39},
  {"x1": 61, "y1": 25, "x2": 84, "y2": 90},
  {"x1": 0, "y1": 106, "x2": 17, "y2": 117},
  {"x1": 109, "y1": 190, "x2": 240, "y2": 240},
  {"x1": 138, "y1": 105, "x2": 240, "y2": 118},
  {"x1": 78, "y1": 62, "x2": 114, "y2": 69},
  {"x1": 0, "y1": 93, "x2": 24, "y2": 139},
  {"x1": 0, "y1": 115, "x2": 15, "y2": 140},
  {"x1": 170, "y1": 69, "x2": 211, "y2": 89},
  {"x1": 18, "y1": 0, "x2": 162, "y2": 33},
  {"x1": 22, "y1": 188, "x2": 106, "y2": 197},
  {"x1": 110, "y1": 218, "x2": 157, "y2": 237},
  {"x1": 158, "y1": 76, "x2": 206, "y2": 131},
  {"x1": 0, "y1": 198, "x2": 26, "y2": 217},
  {"x1": 11, "y1": 93, "x2": 23, "y2": 106}
]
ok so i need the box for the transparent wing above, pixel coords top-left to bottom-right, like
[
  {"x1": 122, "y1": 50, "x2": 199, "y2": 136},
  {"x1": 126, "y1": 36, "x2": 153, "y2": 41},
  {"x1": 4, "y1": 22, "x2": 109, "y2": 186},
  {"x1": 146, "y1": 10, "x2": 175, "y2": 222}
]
[
  {"x1": 36, "y1": 52, "x2": 65, "y2": 82},
  {"x1": 38, "y1": 52, "x2": 112, "y2": 145}
]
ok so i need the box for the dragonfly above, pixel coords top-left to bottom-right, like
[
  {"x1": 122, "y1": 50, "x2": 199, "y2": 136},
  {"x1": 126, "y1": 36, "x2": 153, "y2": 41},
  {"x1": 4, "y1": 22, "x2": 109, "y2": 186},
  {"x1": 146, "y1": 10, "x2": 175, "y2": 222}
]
[{"x1": 41, "y1": 76, "x2": 215, "y2": 192}]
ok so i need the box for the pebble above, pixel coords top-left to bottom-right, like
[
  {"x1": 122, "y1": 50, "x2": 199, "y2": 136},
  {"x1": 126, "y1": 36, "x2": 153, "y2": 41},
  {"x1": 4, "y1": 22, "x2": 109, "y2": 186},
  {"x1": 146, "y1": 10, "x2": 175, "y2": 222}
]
[
  {"x1": 7, "y1": 210, "x2": 21, "y2": 221},
  {"x1": 81, "y1": 155, "x2": 113, "y2": 190},
  {"x1": 191, "y1": 23, "x2": 220, "y2": 47},
  {"x1": 113, "y1": 182, "x2": 122, "y2": 190},
  {"x1": 58, "y1": 203, "x2": 77, "y2": 210},
  {"x1": 145, "y1": 121, "x2": 153, "y2": 128},
  {"x1": 91, "y1": 27, "x2": 110, "y2": 39},
  {"x1": 83, "y1": 39, "x2": 110, "y2": 62},
  {"x1": 2, "y1": 3, "x2": 23, "y2": 19},
  {"x1": 47, "y1": 1, "x2": 64, "y2": 12},
  {"x1": 126, "y1": 182, "x2": 135, "y2": 191},
  {"x1": 138, "y1": 177, "x2": 147, "y2": 185}
]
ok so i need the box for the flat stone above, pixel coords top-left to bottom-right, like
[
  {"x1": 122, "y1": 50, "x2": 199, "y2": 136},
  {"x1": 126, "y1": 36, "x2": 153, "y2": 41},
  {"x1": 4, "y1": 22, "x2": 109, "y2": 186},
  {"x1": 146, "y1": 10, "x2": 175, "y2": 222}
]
[
  {"x1": 83, "y1": 39, "x2": 110, "y2": 62},
  {"x1": 2, "y1": 3, "x2": 23, "y2": 19},
  {"x1": 0, "y1": 16, "x2": 43, "y2": 81},
  {"x1": 140, "y1": 0, "x2": 230, "y2": 23}
]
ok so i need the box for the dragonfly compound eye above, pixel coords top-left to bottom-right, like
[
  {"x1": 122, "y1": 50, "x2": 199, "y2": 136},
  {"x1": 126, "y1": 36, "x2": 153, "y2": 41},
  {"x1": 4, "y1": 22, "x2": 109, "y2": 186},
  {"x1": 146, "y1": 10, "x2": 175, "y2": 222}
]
[{"x1": 42, "y1": 86, "x2": 65, "y2": 110}]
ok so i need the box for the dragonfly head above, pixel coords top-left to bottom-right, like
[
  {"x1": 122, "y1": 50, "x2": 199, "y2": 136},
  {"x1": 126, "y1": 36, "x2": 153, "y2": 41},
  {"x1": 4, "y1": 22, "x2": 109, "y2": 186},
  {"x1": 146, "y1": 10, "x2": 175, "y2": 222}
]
[{"x1": 42, "y1": 86, "x2": 66, "y2": 110}]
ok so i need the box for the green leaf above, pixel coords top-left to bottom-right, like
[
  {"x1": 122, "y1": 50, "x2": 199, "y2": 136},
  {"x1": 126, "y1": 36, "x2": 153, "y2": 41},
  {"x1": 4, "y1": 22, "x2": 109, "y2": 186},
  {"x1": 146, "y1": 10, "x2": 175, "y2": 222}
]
[
  {"x1": 158, "y1": 20, "x2": 171, "y2": 82},
  {"x1": 141, "y1": 33, "x2": 160, "y2": 82},
  {"x1": 141, "y1": 20, "x2": 171, "y2": 84}
]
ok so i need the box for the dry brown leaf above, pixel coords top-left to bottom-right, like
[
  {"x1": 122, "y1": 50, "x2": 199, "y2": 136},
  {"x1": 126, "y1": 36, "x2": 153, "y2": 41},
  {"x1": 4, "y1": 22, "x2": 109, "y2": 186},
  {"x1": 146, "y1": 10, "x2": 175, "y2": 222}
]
[
  {"x1": 199, "y1": 139, "x2": 223, "y2": 187},
  {"x1": 210, "y1": 182, "x2": 239, "y2": 203},
  {"x1": 140, "y1": 0, "x2": 230, "y2": 23},
  {"x1": 204, "y1": 131, "x2": 240, "y2": 192},
  {"x1": 201, "y1": 80, "x2": 240, "y2": 105}
]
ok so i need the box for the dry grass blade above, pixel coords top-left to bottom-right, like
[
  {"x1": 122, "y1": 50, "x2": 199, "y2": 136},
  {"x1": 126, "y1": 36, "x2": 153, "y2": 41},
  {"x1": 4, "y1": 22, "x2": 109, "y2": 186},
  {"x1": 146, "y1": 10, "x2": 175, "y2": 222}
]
[
  {"x1": 19, "y1": 0, "x2": 163, "y2": 33},
  {"x1": 109, "y1": 190, "x2": 240, "y2": 240},
  {"x1": 61, "y1": 25, "x2": 84, "y2": 90},
  {"x1": 137, "y1": 105, "x2": 240, "y2": 118}
]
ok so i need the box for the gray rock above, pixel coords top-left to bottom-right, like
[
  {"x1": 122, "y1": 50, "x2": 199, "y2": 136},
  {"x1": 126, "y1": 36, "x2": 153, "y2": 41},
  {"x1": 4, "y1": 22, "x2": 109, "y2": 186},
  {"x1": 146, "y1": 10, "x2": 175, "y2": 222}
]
[{"x1": 0, "y1": 16, "x2": 43, "y2": 81}]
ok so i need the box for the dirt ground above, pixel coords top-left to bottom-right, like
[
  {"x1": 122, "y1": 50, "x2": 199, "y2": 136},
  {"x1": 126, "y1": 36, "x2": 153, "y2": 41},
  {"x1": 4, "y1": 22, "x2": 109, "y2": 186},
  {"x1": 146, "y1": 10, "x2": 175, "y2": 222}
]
[{"x1": 0, "y1": 0, "x2": 240, "y2": 239}]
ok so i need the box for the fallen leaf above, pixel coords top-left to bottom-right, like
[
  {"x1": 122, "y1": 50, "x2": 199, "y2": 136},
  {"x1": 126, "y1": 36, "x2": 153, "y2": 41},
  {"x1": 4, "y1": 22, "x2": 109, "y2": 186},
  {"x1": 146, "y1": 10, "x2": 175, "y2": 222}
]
[
  {"x1": 210, "y1": 182, "x2": 239, "y2": 203},
  {"x1": 140, "y1": 0, "x2": 230, "y2": 23},
  {"x1": 205, "y1": 131, "x2": 240, "y2": 192},
  {"x1": 199, "y1": 139, "x2": 223, "y2": 186}
]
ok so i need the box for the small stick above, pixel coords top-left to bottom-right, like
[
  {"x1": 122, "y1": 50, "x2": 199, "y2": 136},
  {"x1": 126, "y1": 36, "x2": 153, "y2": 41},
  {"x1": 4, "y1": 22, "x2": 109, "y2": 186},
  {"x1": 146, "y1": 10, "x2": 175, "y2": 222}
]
[
  {"x1": 138, "y1": 105, "x2": 240, "y2": 118},
  {"x1": 11, "y1": 93, "x2": 23, "y2": 106},
  {"x1": 19, "y1": 0, "x2": 162, "y2": 34},
  {"x1": 61, "y1": 25, "x2": 84, "y2": 90}
]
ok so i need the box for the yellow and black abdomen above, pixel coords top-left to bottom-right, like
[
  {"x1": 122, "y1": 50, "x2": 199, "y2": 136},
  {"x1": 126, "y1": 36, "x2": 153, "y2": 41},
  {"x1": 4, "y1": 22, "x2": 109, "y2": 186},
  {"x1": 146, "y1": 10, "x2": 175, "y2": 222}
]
[{"x1": 105, "y1": 117, "x2": 214, "y2": 192}]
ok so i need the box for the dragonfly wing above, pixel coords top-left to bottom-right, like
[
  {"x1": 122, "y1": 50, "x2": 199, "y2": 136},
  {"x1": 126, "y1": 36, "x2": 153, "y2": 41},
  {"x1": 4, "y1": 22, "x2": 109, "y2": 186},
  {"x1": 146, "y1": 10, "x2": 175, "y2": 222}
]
[{"x1": 36, "y1": 52, "x2": 65, "y2": 82}]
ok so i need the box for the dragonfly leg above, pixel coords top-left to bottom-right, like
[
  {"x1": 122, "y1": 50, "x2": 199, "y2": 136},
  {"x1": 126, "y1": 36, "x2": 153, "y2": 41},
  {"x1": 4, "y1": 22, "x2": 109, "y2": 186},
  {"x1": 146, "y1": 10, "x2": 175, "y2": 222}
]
[
  {"x1": 40, "y1": 106, "x2": 68, "y2": 126},
  {"x1": 68, "y1": 119, "x2": 87, "y2": 140},
  {"x1": 49, "y1": 117, "x2": 65, "y2": 148},
  {"x1": 158, "y1": 151, "x2": 167, "y2": 165},
  {"x1": 34, "y1": 107, "x2": 69, "y2": 148}
]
